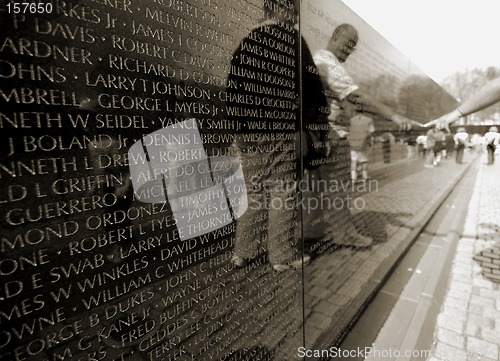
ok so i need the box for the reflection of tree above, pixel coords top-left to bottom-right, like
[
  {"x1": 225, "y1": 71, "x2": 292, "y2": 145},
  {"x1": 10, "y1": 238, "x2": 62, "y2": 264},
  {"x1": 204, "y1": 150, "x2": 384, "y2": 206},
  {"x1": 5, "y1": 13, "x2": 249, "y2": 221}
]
[
  {"x1": 398, "y1": 75, "x2": 457, "y2": 122},
  {"x1": 358, "y1": 74, "x2": 400, "y2": 114},
  {"x1": 356, "y1": 74, "x2": 402, "y2": 131},
  {"x1": 441, "y1": 66, "x2": 500, "y2": 122},
  {"x1": 357, "y1": 74, "x2": 457, "y2": 125}
]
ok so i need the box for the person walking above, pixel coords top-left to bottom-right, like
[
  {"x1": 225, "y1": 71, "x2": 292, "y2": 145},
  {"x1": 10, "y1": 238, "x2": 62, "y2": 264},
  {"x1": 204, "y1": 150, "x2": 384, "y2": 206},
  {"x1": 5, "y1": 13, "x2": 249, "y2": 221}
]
[
  {"x1": 454, "y1": 127, "x2": 469, "y2": 164},
  {"x1": 433, "y1": 128, "x2": 446, "y2": 165},
  {"x1": 405, "y1": 133, "x2": 417, "y2": 159},
  {"x1": 424, "y1": 128, "x2": 437, "y2": 168},
  {"x1": 381, "y1": 132, "x2": 393, "y2": 164},
  {"x1": 483, "y1": 126, "x2": 500, "y2": 165},
  {"x1": 444, "y1": 131, "x2": 455, "y2": 159},
  {"x1": 416, "y1": 133, "x2": 427, "y2": 158}
]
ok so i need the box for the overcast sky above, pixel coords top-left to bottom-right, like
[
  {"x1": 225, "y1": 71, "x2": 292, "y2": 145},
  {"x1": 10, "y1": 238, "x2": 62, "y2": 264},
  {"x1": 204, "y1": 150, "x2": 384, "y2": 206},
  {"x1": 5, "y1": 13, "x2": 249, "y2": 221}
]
[{"x1": 340, "y1": 0, "x2": 500, "y2": 83}]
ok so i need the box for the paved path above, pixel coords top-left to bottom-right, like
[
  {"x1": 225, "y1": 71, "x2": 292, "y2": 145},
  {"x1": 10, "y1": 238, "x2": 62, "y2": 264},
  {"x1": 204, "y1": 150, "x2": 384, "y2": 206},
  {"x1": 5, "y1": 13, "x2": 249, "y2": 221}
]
[{"x1": 428, "y1": 153, "x2": 500, "y2": 361}]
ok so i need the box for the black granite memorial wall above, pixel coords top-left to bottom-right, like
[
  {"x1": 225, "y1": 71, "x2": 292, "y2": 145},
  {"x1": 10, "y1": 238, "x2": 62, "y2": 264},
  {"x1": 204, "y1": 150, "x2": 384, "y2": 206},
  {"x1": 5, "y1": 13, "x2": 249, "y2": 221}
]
[{"x1": 0, "y1": 0, "x2": 456, "y2": 360}]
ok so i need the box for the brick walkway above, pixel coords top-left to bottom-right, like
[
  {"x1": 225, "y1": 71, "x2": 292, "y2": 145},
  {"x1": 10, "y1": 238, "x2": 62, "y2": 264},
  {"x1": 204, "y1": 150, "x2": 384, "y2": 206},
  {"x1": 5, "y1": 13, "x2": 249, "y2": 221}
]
[{"x1": 429, "y1": 153, "x2": 500, "y2": 361}]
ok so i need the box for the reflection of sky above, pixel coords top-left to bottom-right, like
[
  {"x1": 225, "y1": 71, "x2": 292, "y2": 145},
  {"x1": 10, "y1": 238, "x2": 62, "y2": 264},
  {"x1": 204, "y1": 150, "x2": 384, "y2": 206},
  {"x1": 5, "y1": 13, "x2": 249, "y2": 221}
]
[
  {"x1": 302, "y1": 0, "x2": 420, "y2": 78},
  {"x1": 341, "y1": 0, "x2": 500, "y2": 83},
  {"x1": 302, "y1": 0, "x2": 418, "y2": 95},
  {"x1": 302, "y1": 0, "x2": 457, "y2": 120}
]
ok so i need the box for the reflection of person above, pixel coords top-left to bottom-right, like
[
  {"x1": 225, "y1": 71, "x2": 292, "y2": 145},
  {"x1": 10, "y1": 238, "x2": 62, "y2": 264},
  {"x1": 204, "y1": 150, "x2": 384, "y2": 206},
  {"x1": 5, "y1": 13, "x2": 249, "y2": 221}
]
[
  {"x1": 381, "y1": 132, "x2": 392, "y2": 164},
  {"x1": 454, "y1": 127, "x2": 469, "y2": 164},
  {"x1": 483, "y1": 126, "x2": 500, "y2": 165},
  {"x1": 428, "y1": 76, "x2": 500, "y2": 129},
  {"x1": 88, "y1": 137, "x2": 133, "y2": 263},
  {"x1": 433, "y1": 129, "x2": 446, "y2": 165},
  {"x1": 349, "y1": 110, "x2": 374, "y2": 182},
  {"x1": 226, "y1": 0, "x2": 306, "y2": 272},
  {"x1": 313, "y1": 24, "x2": 414, "y2": 131},
  {"x1": 305, "y1": 23, "x2": 415, "y2": 248},
  {"x1": 79, "y1": 98, "x2": 133, "y2": 263},
  {"x1": 471, "y1": 133, "x2": 482, "y2": 152},
  {"x1": 405, "y1": 133, "x2": 417, "y2": 159},
  {"x1": 424, "y1": 128, "x2": 437, "y2": 168},
  {"x1": 309, "y1": 24, "x2": 418, "y2": 247},
  {"x1": 444, "y1": 131, "x2": 455, "y2": 159},
  {"x1": 416, "y1": 133, "x2": 427, "y2": 158}
]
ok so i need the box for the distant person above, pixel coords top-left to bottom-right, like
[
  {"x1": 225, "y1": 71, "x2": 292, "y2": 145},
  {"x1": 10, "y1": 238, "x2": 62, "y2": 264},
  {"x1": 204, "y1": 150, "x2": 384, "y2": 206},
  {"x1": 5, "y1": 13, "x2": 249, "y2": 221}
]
[
  {"x1": 380, "y1": 132, "x2": 392, "y2": 163},
  {"x1": 405, "y1": 133, "x2": 417, "y2": 159},
  {"x1": 416, "y1": 133, "x2": 427, "y2": 158},
  {"x1": 483, "y1": 126, "x2": 500, "y2": 165},
  {"x1": 470, "y1": 133, "x2": 482, "y2": 152},
  {"x1": 424, "y1": 128, "x2": 437, "y2": 168},
  {"x1": 454, "y1": 127, "x2": 469, "y2": 164},
  {"x1": 433, "y1": 129, "x2": 446, "y2": 165},
  {"x1": 444, "y1": 131, "x2": 455, "y2": 159}
]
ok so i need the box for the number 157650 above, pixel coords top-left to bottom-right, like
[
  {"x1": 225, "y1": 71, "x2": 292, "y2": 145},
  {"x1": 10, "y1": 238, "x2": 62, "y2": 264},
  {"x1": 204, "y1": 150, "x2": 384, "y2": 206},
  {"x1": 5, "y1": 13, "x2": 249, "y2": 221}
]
[{"x1": 6, "y1": 2, "x2": 53, "y2": 13}]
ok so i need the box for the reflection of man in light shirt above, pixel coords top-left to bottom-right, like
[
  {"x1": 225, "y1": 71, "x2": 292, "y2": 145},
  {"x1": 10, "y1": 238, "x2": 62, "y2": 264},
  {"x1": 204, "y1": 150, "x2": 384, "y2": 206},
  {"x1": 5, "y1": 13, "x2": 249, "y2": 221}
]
[
  {"x1": 313, "y1": 24, "x2": 414, "y2": 131},
  {"x1": 308, "y1": 24, "x2": 415, "y2": 247},
  {"x1": 313, "y1": 46, "x2": 358, "y2": 125}
]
